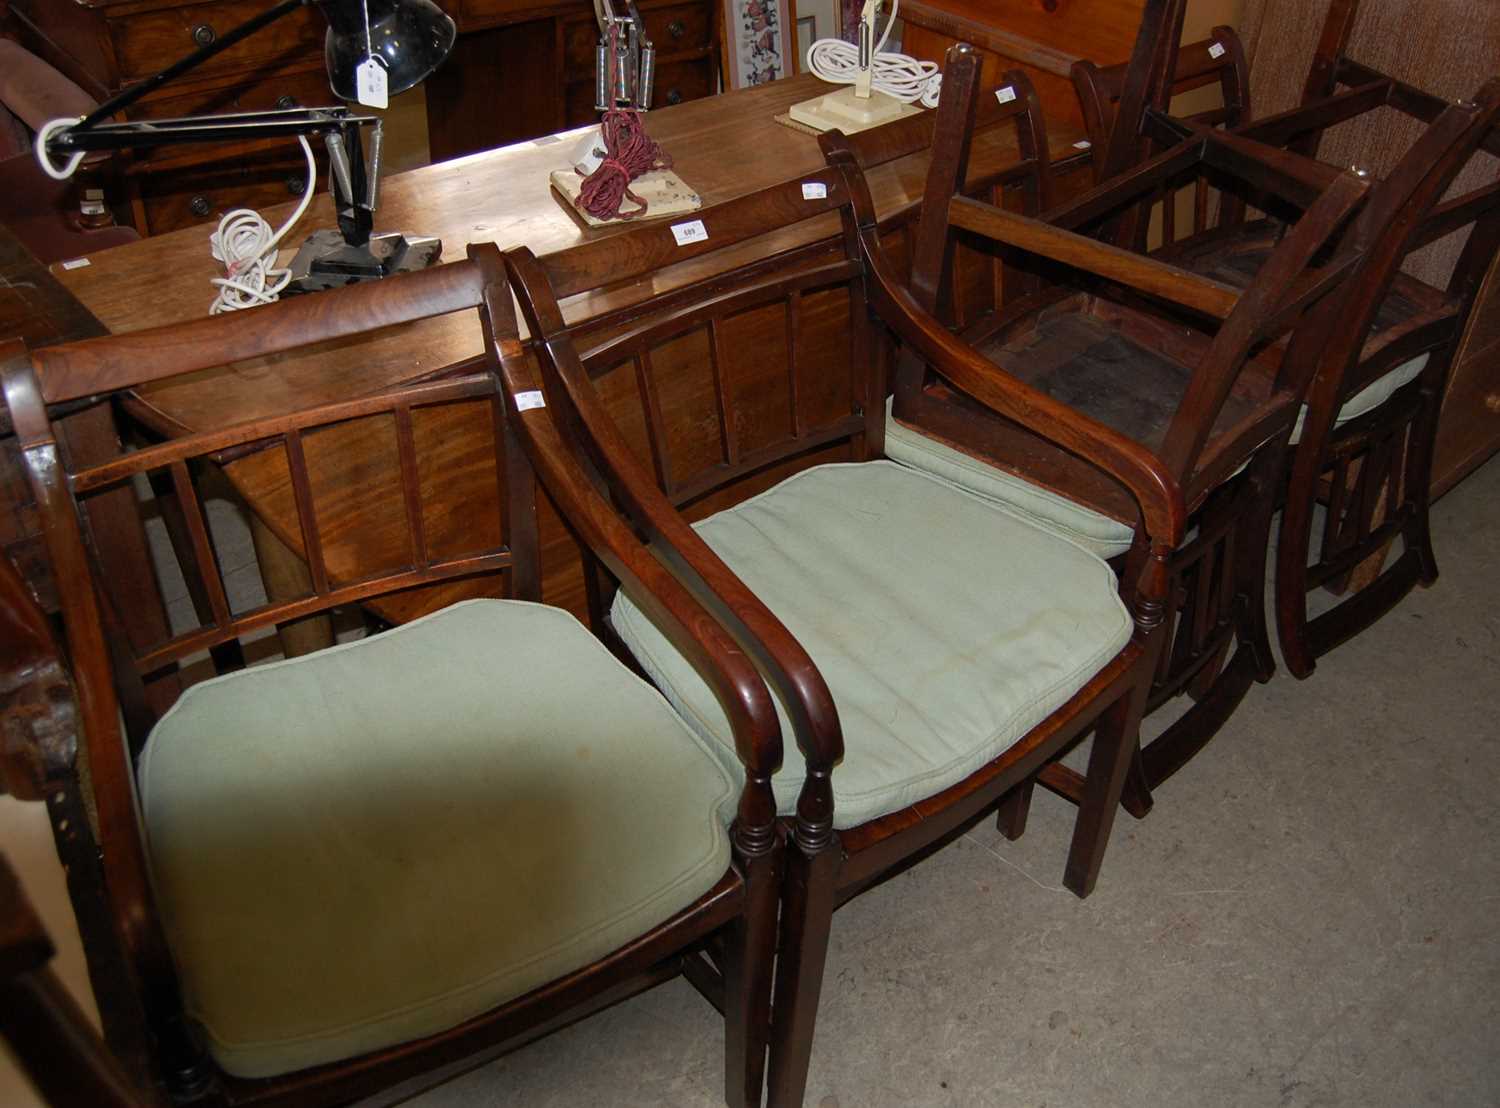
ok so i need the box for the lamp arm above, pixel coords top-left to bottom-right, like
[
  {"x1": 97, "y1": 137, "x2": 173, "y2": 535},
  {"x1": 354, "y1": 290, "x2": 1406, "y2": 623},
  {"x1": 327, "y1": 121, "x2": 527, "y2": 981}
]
[
  {"x1": 46, "y1": 108, "x2": 379, "y2": 154},
  {"x1": 72, "y1": 0, "x2": 310, "y2": 135}
]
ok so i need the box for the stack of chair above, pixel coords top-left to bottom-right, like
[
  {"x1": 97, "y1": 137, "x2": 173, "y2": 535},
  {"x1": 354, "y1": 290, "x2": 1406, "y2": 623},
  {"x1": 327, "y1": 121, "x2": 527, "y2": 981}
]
[{"x1": 1094, "y1": 0, "x2": 1500, "y2": 679}]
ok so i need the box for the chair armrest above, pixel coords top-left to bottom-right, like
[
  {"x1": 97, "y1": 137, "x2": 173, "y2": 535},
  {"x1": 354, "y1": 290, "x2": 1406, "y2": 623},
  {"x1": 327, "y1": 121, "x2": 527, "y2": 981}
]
[
  {"x1": 859, "y1": 229, "x2": 1187, "y2": 549},
  {"x1": 0, "y1": 40, "x2": 97, "y2": 130},
  {"x1": 947, "y1": 194, "x2": 1242, "y2": 319},
  {"x1": 499, "y1": 248, "x2": 845, "y2": 782}
]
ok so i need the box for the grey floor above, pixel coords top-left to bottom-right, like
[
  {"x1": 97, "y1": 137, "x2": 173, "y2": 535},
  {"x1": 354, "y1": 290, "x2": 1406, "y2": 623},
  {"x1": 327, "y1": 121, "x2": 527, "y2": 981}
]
[{"x1": 410, "y1": 455, "x2": 1500, "y2": 1108}]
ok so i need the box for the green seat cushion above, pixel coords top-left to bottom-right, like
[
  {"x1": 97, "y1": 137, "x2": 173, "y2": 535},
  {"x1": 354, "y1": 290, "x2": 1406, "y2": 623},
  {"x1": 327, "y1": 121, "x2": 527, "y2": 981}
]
[
  {"x1": 883, "y1": 400, "x2": 1136, "y2": 559},
  {"x1": 139, "y1": 599, "x2": 738, "y2": 1079},
  {"x1": 612, "y1": 461, "x2": 1133, "y2": 830},
  {"x1": 1290, "y1": 354, "x2": 1429, "y2": 444}
]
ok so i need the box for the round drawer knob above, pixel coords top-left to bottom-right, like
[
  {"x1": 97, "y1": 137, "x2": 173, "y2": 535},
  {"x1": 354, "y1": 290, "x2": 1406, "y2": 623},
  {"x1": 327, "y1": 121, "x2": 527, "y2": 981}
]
[
  {"x1": 286, "y1": 175, "x2": 308, "y2": 196},
  {"x1": 668, "y1": 19, "x2": 687, "y2": 38},
  {"x1": 276, "y1": 95, "x2": 299, "y2": 111},
  {"x1": 192, "y1": 24, "x2": 216, "y2": 46},
  {"x1": 1040, "y1": 0, "x2": 1059, "y2": 11},
  {"x1": 1484, "y1": 392, "x2": 1500, "y2": 414},
  {"x1": 665, "y1": 88, "x2": 683, "y2": 105},
  {"x1": 189, "y1": 195, "x2": 212, "y2": 218}
]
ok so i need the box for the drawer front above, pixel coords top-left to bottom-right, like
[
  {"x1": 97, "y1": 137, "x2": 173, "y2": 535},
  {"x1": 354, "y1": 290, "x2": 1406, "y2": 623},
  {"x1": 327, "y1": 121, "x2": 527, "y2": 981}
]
[
  {"x1": 563, "y1": 57, "x2": 713, "y2": 125},
  {"x1": 111, "y1": 1, "x2": 324, "y2": 84},
  {"x1": 130, "y1": 67, "x2": 336, "y2": 121},
  {"x1": 460, "y1": 0, "x2": 560, "y2": 26},
  {"x1": 137, "y1": 156, "x2": 318, "y2": 236},
  {"x1": 563, "y1": 1, "x2": 713, "y2": 70}
]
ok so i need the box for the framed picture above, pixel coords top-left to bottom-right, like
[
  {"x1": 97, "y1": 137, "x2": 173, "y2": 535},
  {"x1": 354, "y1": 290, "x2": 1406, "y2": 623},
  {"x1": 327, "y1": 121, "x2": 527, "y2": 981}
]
[{"x1": 723, "y1": 0, "x2": 798, "y2": 86}]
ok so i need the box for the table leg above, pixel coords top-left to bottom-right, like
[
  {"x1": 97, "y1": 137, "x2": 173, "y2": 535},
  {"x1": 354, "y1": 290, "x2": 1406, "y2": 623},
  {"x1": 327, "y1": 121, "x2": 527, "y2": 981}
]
[{"x1": 247, "y1": 516, "x2": 334, "y2": 658}]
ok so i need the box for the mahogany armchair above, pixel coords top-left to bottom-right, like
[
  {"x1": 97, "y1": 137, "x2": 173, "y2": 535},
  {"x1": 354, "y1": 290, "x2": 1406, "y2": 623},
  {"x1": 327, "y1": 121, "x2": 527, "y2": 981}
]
[
  {"x1": 496, "y1": 154, "x2": 1195, "y2": 1103},
  {"x1": 0, "y1": 247, "x2": 783, "y2": 1107},
  {"x1": 846, "y1": 43, "x2": 1373, "y2": 807},
  {"x1": 1110, "y1": 0, "x2": 1500, "y2": 677}
]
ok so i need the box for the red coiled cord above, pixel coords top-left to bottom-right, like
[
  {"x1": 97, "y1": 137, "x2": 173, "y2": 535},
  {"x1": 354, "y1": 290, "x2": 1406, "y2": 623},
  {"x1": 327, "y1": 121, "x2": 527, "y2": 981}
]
[{"x1": 577, "y1": 26, "x2": 672, "y2": 220}]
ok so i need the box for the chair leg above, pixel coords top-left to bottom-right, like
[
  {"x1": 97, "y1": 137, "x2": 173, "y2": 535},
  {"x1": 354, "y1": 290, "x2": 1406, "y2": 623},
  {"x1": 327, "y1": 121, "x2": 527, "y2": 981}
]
[
  {"x1": 1274, "y1": 484, "x2": 1319, "y2": 680},
  {"x1": 1404, "y1": 392, "x2": 1442, "y2": 587},
  {"x1": 765, "y1": 838, "x2": 840, "y2": 1108},
  {"x1": 722, "y1": 845, "x2": 781, "y2": 1108},
  {"x1": 1121, "y1": 743, "x2": 1154, "y2": 819},
  {"x1": 995, "y1": 780, "x2": 1034, "y2": 840},
  {"x1": 1063, "y1": 684, "x2": 1146, "y2": 898}
]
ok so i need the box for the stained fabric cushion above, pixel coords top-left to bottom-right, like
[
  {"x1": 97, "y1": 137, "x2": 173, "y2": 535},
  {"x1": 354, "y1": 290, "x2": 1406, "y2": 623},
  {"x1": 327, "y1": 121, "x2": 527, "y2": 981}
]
[
  {"x1": 1289, "y1": 354, "x2": 1429, "y2": 444},
  {"x1": 612, "y1": 461, "x2": 1133, "y2": 830},
  {"x1": 883, "y1": 400, "x2": 1136, "y2": 559},
  {"x1": 139, "y1": 599, "x2": 738, "y2": 1079}
]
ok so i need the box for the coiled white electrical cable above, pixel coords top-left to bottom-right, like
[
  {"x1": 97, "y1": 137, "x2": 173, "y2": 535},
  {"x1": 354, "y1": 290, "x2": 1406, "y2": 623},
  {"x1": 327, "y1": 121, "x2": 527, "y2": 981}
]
[
  {"x1": 35, "y1": 117, "x2": 87, "y2": 180},
  {"x1": 803, "y1": 0, "x2": 944, "y2": 108},
  {"x1": 208, "y1": 135, "x2": 317, "y2": 314}
]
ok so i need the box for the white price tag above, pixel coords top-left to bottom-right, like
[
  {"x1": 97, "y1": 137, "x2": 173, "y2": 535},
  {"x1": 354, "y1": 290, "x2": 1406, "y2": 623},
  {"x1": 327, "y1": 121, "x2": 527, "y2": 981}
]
[
  {"x1": 1073, "y1": 140, "x2": 1093, "y2": 150},
  {"x1": 995, "y1": 86, "x2": 1017, "y2": 105},
  {"x1": 355, "y1": 57, "x2": 389, "y2": 109},
  {"x1": 671, "y1": 219, "x2": 709, "y2": 246},
  {"x1": 61, "y1": 257, "x2": 91, "y2": 270},
  {"x1": 802, "y1": 181, "x2": 828, "y2": 200},
  {"x1": 514, "y1": 390, "x2": 546, "y2": 411},
  {"x1": 1208, "y1": 42, "x2": 1227, "y2": 60},
  {"x1": 572, "y1": 129, "x2": 607, "y2": 175}
]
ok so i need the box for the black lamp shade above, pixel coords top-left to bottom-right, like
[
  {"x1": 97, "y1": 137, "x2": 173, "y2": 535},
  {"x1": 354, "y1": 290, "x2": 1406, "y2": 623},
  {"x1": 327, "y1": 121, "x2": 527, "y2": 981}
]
[{"x1": 318, "y1": 0, "x2": 457, "y2": 100}]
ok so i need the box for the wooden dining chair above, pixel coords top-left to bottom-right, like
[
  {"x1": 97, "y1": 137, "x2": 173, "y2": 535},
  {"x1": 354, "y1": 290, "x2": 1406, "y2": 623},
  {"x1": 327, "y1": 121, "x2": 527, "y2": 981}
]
[
  {"x1": 1071, "y1": 22, "x2": 1251, "y2": 245},
  {"x1": 493, "y1": 156, "x2": 1188, "y2": 1104},
  {"x1": 846, "y1": 43, "x2": 1374, "y2": 808},
  {"x1": 1111, "y1": 0, "x2": 1500, "y2": 677},
  {"x1": 0, "y1": 246, "x2": 783, "y2": 1107}
]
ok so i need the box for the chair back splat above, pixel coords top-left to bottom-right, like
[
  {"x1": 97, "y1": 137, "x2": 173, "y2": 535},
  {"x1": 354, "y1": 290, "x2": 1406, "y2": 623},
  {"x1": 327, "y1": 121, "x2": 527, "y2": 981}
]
[{"x1": 1, "y1": 245, "x2": 785, "y2": 1107}]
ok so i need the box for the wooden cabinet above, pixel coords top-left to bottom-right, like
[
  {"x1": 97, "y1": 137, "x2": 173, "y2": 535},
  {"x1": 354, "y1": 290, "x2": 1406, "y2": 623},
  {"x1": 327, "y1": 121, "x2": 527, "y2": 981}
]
[
  {"x1": 425, "y1": 0, "x2": 721, "y2": 162},
  {"x1": 8, "y1": 0, "x2": 329, "y2": 236}
]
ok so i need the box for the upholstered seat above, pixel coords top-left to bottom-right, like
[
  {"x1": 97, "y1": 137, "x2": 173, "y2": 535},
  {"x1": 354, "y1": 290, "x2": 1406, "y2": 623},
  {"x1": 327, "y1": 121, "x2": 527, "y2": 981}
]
[
  {"x1": 883, "y1": 400, "x2": 1137, "y2": 559},
  {"x1": 612, "y1": 462, "x2": 1134, "y2": 830},
  {"x1": 139, "y1": 599, "x2": 739, "y2": 1079},
  {"x1": 1288, "y1": 354, "x2": 1428, "y2": 443}
]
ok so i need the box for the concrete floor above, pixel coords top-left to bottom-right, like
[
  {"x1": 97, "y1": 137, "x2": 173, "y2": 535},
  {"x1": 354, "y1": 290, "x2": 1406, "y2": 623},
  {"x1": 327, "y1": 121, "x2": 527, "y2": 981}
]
[
  {"x1": 412, "y1": 455, "x2": 1500, "y2": 1108},
  {"x1": 5, "y1": 456, "x2": 1497, "y2": 1107}
]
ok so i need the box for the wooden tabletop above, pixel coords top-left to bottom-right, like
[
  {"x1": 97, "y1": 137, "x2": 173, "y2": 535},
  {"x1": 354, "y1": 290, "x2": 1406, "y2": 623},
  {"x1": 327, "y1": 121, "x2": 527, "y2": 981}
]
[
  {"x1": 55, "y1": 74, "x2": 1086, "y2": 433},
  {"x1": 49, "y1": 75, "x2": 1087, "y2": 623}
]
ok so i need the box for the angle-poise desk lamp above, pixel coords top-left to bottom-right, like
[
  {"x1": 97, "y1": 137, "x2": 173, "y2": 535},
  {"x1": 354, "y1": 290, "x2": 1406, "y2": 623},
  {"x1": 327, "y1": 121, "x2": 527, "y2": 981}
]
[
  {"x1": 34, "y1": 0, "x2": 456, "y2": 298},
  {"x1": 593, "y1": 0, "x2": 656, "y2": 111},
  {"x1": 790, "y1": 0, "x2": 932, "y2": 133}
]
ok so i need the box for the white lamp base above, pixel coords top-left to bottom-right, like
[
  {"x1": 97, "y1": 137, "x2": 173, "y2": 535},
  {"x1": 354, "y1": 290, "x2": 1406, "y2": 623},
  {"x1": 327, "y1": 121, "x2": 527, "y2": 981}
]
[{"x1": 787, "y1": 86, "x2": 923, "y2": 134}]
